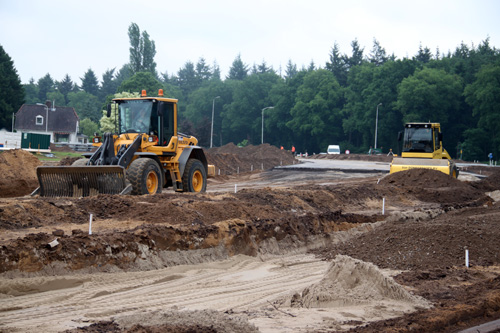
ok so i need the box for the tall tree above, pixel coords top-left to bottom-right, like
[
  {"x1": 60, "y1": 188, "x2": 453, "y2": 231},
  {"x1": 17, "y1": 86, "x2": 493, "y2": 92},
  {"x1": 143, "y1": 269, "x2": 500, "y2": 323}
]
[
  {"x1": 286, "y1": 69, "x2": 343, "y2": 153},
  {"x1": 100, "y1": 68, "x2": 118, "y2": 100},
  {"x1": 284, "y1": 59, "x2": 298, "y2": 81},
  {"x1": 57, "y1": 74, "x2": 76, "y2": 104},
  {"x1": 0, "y1": 45, "x2": 24, "y2": 130},
  {"x1": 415, "y1": 44, "x2": 432, "y2": 63},
  {"x1": 80, "y1": 68, "x2": 100, "y2": 96},
  {"x1": 369, "y1": 39, "x2": 388, "y2": 66},
  {"x1": 195, "y1": 57, "x2": 212, "y2": 83},
  {"x1": 37, "y1": 74, "x2": 55, "y2": 102},
  {"x1": 326, "y1": 42, "x2": 348, "y2": 86},
  {"x1": 177, "y1": 61, "x2": 198, "y2": 97},
  {"x1": 464, "y1": 63, "x2": 500, "y2": 160},
  {"x1": 227, "y1": 54, "x2": 248, "y2": 80},
  {"x1": 23, "y1": 78, "x2": 38, "y2": 104},
  {"x1": 128, "y1": 23, "x2": 157, "y2": 76}
]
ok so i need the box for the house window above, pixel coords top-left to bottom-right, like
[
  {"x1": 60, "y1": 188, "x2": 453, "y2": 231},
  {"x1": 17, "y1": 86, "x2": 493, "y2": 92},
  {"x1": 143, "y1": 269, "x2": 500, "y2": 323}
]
[{"x1": 36, "y1": 115, "x2": 44, "y2": 125}]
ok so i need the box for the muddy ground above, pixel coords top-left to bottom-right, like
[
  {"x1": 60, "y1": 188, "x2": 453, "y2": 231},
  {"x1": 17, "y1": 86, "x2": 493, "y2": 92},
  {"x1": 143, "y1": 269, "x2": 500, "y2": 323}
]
[{"x1": 0, "y1": 147, "x2": 499, "y2": 332}]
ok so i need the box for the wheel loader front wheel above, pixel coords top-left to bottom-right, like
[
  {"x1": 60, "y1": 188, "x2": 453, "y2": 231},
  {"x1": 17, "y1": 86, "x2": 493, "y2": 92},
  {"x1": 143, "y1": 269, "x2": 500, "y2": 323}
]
[
  {"x1": 127, "y1": 158, "x2": 162, "y2": 195},
  {"x1": 182, "y1": 159, "x2": 207, "y2": 193}
]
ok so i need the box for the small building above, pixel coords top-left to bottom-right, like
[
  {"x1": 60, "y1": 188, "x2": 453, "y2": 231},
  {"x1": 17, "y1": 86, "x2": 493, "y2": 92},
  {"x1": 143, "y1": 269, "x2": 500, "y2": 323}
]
[{"x1": 14, "y1": 101, "x2": 80, "y2": 144}]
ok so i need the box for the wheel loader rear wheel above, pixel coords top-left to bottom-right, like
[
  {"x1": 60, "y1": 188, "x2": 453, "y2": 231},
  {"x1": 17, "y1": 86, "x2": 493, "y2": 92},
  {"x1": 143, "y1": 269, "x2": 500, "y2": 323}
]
[
  {"x1": 182, "y1": 159, "x2": 207, "y2": 193},
  {"x1": 127, "y1": 158, "x2": 162, "y2": 195}
]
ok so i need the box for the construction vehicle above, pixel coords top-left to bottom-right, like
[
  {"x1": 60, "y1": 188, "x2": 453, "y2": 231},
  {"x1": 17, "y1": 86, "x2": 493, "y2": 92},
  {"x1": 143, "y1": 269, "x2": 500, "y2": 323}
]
[
  {"x1": 390, "y1": 122, "x2": 459, "y2": 178},
  {"x1": 34, "y1": 89, "x2": 215, "y2": 197}
]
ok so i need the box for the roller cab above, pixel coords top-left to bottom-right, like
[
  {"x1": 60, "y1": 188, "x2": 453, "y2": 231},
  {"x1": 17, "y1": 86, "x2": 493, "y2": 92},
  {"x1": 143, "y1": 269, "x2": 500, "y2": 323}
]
[{"x1": 390, "y1": 122, "x2": 458, "y2": 178}]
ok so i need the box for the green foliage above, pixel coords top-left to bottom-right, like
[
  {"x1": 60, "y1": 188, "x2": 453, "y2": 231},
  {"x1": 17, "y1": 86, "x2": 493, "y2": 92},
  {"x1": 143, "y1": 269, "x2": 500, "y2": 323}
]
[
  {"x1": 128, "y1": 23, "x2": 157, "y2": 76},
  {"x1": 117, "y1": 72, "x2": 163, "y2": 95},
  {"x1": 0, "y1": 45, "x2": 24, "y2": 129},
  {"x1": 67, "y1": 91, "x2": 101, "y2": 123},
  {"x1": 464, "y1": 63, "x2": 500, "y2": 159},
  {"x1": 80, "y1": 68, "x2": 100, "y2": 96},
  {"x1": 100, "y1": 92, "x2": 139, "y2": 133},
  {"x1": 396, "y1": 68, "x2": 462, "y2": 127},
  {"x1": 237, "y1": 139, "x2": 248, "y2": 147},
  {"x1": 286, "y1": 69, "x2": 343, "y2": 153},
  {"x1": 12, "y1": 32, "x2": 500, "y2": 157},
  {"x1": 37, "y1": 74, "x2": 55, "y2": 102},
  {"x1": 79, "y1": 118, "x2": 99, "y2": 137},
  {"x1": 46, "y1": 91, "x2": 66, "y2": 107}
]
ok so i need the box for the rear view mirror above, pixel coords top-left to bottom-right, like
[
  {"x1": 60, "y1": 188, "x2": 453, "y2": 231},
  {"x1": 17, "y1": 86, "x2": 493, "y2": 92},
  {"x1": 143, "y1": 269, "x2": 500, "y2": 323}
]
[
  {"x1": 106, "y1": 104, "x2": 112, "y2": 117},
  {"x1": 438, "y1": 132, "x2": 443, "y2": 142},
  {"x1": 397, "y1": 131, "x2": 403, "y2": 141}
]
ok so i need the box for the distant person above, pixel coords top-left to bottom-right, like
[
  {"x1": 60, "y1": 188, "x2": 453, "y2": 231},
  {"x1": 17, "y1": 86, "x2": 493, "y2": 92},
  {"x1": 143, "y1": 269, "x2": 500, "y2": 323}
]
[
  {"x1": 291, "y1": 146, "x2": 296, "y2": 156},
  {"x1": 489, "y1": 152, "x2": 493, "y2": 165}
]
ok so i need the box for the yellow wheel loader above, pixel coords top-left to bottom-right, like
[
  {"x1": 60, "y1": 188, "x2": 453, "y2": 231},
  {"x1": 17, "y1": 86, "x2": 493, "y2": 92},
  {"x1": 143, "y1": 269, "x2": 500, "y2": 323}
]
[
  {"x1": 390, "y1": 122, "x2": 459, "y2": 178},
  {"x1": 34, "y1": 90, "x2": 215, "y2": 197}
]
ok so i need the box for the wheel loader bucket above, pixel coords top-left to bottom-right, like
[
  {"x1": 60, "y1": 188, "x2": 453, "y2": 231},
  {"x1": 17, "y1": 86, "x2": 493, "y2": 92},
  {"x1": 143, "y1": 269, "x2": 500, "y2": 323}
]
[
  {"x1": 390, "y1": 157, "x2": 452, "y2": 176},
  {"x1": 35, "y1": 166, "x2": 130, "y2": 197}
]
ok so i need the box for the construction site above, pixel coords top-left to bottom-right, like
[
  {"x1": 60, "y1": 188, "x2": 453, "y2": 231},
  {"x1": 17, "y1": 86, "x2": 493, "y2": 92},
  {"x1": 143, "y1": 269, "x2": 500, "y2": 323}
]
[{"x1": 0, "y1": 145, "x2": 499, "y2": 332}]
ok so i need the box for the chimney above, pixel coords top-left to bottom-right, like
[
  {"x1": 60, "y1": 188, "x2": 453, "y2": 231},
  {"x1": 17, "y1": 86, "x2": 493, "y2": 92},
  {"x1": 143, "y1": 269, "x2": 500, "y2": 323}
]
[{"x1": 45, "y1": 100, "x2": 52, "y2": 109}]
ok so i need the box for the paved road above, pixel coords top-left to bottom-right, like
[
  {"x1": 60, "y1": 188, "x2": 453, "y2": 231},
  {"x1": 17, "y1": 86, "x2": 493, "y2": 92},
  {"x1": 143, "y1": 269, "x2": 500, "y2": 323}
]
[{"x1": 277, "y1": 158, "x2": 391, "y2": 173}]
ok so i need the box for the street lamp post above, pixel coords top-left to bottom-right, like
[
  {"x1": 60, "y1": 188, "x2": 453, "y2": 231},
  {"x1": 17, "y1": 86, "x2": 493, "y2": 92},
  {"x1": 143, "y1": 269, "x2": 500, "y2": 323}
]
[
  {"x1": 261, "y1": 106, "x2": 274, "y2": 145},
  {"x1": 374, "y1": 103, "x2": 382, "y2": 149},
  {"x1": 210, "y1": 96, "x2": 220, "y2": 148}
]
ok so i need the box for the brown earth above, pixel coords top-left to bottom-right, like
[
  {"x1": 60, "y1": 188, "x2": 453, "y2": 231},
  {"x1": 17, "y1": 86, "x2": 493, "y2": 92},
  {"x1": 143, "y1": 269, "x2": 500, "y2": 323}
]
[
  {"x1": 0, "y1": 145, "x2": 499, "y2": 332},
  {"x1": 0, "y1": 149, "x2": 41, "y2": 197}
]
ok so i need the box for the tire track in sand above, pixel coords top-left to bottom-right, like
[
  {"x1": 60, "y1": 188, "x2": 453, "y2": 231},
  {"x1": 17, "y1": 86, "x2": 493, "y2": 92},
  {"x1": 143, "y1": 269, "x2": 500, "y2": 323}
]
[{"x1": 0, "y1": 254, "x2": 328, "y2": 332}]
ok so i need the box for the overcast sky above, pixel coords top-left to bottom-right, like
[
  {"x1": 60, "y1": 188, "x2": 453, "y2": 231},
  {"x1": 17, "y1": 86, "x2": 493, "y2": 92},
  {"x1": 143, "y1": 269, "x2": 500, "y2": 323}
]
[{"x1": 1, "y1": 0, "x2": 498, "y2": 85}]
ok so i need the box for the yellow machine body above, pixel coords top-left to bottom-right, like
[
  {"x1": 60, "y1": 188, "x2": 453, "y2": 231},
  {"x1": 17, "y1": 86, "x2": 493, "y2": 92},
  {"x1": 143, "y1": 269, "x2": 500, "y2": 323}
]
[
  {"x1": 389, "y1": 122, "x2": 458, "y2": 178},
  {"x1": 35, "y1": 91, "x2": 215, "y2": 197}
]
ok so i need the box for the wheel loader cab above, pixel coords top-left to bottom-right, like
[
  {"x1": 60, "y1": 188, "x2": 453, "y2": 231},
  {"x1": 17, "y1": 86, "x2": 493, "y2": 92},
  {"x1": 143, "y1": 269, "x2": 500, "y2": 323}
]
[{"x1": 116, "y1": 99, "x2": 175, "y2": 147}]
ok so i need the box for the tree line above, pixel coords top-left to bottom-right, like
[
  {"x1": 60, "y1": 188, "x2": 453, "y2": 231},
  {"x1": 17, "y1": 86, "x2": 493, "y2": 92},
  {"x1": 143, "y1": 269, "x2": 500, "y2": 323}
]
[{"x1": 1, "y1": 22, "x2": 499, "y2": 161}]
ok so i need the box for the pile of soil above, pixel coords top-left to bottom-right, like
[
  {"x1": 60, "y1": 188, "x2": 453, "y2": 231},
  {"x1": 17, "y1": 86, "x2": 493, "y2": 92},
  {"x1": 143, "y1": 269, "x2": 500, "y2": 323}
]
[
  {"x1": 0, "y1": 149, "x2": 41, "y2": 198},
  {"x1": 205, "y1": 143, "x2": 296, "y2": 175},
  {"x1": 287, "y1": 255, "x2": 429, "y2": 308},
  {"x1": 378, "y1": 168, "x2": 489, "y2": 206}
]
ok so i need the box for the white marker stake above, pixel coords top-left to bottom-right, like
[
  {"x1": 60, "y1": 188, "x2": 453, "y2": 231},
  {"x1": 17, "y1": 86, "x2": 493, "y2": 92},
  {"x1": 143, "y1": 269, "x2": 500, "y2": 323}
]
[
  {"x1": 89, "y1": 213, "x2": 93, "y2": 235},
  {"x1": 382, "y1": 198, "x2": 385, "y2": 215},
  {"x1": 235, "y1": 184, "x2": 238, "y2": 193},
  {"x1": 465, "y1": 249, "x2": 469, "y2": 268}
]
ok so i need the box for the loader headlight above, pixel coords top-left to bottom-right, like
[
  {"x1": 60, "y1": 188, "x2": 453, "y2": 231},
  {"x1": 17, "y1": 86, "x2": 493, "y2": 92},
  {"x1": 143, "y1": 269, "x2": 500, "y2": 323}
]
[{"x1": 148, "y1": 136, "x2": 154, "y2": 142}]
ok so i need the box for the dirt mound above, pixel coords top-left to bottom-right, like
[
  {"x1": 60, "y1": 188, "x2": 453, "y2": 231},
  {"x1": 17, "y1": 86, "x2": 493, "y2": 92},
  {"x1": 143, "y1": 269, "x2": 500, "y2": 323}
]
[
  {"x1": 206, "y1": 143, "x2": 296, "y2": 174},
  {"x1": 0, "y1": 149, "x2": 41, "y2": 198},
  {"x1": 380, "y1": 168, "x2": 463, "y2": 188},
  {"x1": 59, "y1": 156, "x2": 82, "y2": 166},
  {"x1": 289, "y1": 255, "x2": 429, "y2": 308},
  {"x1": 378, "y1": 168, "x2": 488, "y2": 206},
  {"x1": 471, "y1": 167, "x2": 500, "y2": 191},
  {"x1": 66, "y1": 309, "x2": 258, "y2": 333}
]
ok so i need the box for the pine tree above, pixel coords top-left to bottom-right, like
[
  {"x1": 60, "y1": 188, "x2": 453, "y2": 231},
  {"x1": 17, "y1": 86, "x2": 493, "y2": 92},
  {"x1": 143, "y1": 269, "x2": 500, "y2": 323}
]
[
  {"x1": 227, "y1": 54, "x2": 248, "y2": 80},
  {"x1": 0, "y1": 45, "x2": 24, "y2": 129},
  {"x1": 80, "y1": 68, "x2": 100, "y2": 96}
]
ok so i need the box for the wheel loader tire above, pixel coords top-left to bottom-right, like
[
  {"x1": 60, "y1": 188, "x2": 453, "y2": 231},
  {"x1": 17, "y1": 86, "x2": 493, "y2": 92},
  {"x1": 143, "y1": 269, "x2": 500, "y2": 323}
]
[
  {"x1": 72, "y1": 158, "x2": 89, "y2": 166},
  {"x1": 182, "y1": 159, "x2": 207, "y2": 193},
  {"x1": 127, "y1": 158, "x2": 162, "y2": 195}
]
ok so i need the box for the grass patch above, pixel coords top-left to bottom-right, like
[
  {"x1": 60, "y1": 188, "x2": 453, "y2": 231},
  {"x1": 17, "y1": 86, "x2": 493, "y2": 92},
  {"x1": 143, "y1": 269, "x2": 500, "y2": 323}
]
[{"x1": 34, "y1": 151, "x2": 84, "y2": 162}]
